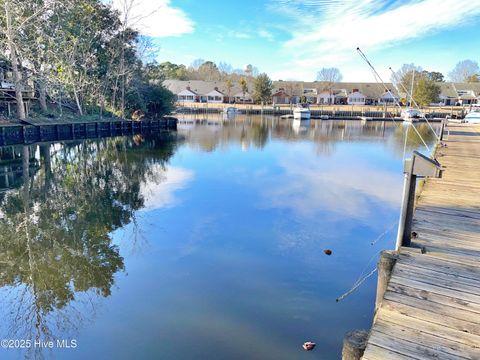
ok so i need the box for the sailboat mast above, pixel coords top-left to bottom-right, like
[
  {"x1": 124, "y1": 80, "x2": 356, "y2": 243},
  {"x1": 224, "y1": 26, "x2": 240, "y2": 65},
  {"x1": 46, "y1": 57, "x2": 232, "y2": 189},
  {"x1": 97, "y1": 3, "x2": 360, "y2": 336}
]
[{"x1": 410, "y1": 70, "x2": 415, "y2": 106}]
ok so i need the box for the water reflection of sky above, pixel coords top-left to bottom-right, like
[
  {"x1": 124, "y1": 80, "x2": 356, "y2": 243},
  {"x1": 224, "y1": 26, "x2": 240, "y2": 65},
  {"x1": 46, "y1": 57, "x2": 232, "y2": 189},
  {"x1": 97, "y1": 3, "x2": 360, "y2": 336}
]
[{"x1": 0, "y1": 118, "x2": 440, "y2": 360}]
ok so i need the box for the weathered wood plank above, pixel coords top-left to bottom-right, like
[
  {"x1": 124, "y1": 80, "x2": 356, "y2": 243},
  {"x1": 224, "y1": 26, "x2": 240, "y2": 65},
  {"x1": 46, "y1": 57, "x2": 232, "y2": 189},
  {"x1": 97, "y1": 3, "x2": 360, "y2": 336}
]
[
  {"x1": 362, "y1": 343, "x2": 417, "y2": 360},
  {"x1": 368, "y1": 328, "x2": 469, "y2": 360},
  {"x1": 362, "y1": 124, "x2": 480, "y2": 360},
  {"x1": 378, "y1": 307, "x2": 480, "y2": 349},
  {"x1": 373, "y1": 319, "x2": 477, "y2": 359},
  {"x1": 389, "y1": 276, "x2": 480, "y2": 305},
  {"x1": 380, "y1": 299, "x2": 480, "y2": 336}
]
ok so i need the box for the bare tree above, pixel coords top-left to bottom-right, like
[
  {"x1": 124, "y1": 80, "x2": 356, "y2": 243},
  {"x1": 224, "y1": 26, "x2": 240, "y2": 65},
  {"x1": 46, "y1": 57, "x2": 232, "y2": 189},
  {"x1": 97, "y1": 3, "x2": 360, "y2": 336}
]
[
  {"x1": 316, "y1": 67, "x2": 343, "y2": 100},
  {"x1": 218, "y1": 61, "x2": 233, "y2": 75},
  {"x1": 448, "y1": 60, "x2": 480, "y2": 82},
  {"x1": 190, "y1": 58, "x2": 205, "y2": 69},
  {"x1": 391, "y1": 63, "x2": 423, "y2": 86}
]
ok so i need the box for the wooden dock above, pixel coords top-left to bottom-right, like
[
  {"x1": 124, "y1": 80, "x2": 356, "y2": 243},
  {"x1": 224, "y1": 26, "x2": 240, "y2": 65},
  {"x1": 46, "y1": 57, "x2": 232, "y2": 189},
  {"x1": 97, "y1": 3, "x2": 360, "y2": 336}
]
[{"x1": 361, "y1": 123, "x2": 480, "y2": 360}]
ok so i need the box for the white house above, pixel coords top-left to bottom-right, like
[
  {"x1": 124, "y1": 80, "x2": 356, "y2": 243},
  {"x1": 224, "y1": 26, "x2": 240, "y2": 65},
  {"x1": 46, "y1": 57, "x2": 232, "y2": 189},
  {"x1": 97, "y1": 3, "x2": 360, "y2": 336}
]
[
  {"x1": 177, "y1": 88, "x2": 197, "y2": 103},
  {"x1": 456, "y1": 90, "x2": 476, "y2": 105},
  {"x1": 206, "y1": 88, "x2": 224, "y2": 103},
  {"x1": 347, "y1": 90, "x2": 366, "y2": 105},
  {"x1": 378, "y1": 91, "x2": 399, "y2": 104},
  {"x1": 317, "y1": 91, "x2": 334, "y2": 104}
]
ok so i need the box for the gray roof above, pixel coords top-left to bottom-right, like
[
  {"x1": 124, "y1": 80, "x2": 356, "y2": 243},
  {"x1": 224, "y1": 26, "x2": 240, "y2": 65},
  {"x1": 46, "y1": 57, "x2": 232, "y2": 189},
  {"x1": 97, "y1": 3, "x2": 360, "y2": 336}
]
[
  {"x1": 437, "y1": 82, "x2": 458, "y2": 98},
  {"x1": 452, "y1": 82, "x2": 480, "y2": 95},
  {"x1": 163, "y1": 80, "x2": 251, "y2": 97},
  {"x1": 164, "y1": 80, "x2": 478, "y2": 99}
]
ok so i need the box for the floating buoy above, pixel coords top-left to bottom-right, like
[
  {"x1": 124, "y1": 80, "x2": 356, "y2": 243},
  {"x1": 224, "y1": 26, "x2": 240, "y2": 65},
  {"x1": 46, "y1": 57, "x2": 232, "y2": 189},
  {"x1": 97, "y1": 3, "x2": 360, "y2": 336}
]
[
  {"x1": 302, "y1": 342, "x2": 316, "y2": 351},
  {"x1": 324, "y1": 249, "x2": 332, "y2": 255}
]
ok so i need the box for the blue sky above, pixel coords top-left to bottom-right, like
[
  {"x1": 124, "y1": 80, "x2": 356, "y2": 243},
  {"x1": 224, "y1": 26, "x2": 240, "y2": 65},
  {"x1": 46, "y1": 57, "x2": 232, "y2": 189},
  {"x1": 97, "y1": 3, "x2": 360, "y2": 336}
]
[{"x1": 115, "y1": 0, "x2": 480, "y2": 82}]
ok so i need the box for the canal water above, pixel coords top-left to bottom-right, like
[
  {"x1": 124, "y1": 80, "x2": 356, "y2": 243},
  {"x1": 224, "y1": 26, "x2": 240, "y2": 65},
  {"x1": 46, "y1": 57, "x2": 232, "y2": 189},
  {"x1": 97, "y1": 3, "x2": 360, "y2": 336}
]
[{"x1": 0, "y1": 116, "x2": 440, "y2": 360}]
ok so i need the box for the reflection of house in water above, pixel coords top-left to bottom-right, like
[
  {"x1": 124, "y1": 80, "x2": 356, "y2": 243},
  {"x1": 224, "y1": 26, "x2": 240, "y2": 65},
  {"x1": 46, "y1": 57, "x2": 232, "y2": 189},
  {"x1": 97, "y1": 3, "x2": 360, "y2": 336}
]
[
  {"x1": 176, "y1": 114, "x2": 440, "y2": 157},
  {"x1": 0, "y1": 145, "x2": 39, "y2": 193}
]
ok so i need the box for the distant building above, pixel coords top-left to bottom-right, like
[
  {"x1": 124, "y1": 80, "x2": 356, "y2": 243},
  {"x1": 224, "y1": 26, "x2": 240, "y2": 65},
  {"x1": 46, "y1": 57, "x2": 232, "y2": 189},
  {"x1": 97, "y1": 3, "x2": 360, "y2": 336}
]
[
  {"x1": 272, "y1": 89, "x2": 290, "y2": 104},
  {"x1": 234, "y1": 91, "x2": 253, "y2": 103},
  {"x1": 206, "y1": 88, "x2": 224, "y2": 103},
  {"x1": 347, "y1": 90, "x2": 366, "y2": 105},
  {"x1": 177, "y1": 87, "x2": 198, "y2": 103},
  {"x1": 163, "y1": 79, "x2": 480, "y2": 106}
]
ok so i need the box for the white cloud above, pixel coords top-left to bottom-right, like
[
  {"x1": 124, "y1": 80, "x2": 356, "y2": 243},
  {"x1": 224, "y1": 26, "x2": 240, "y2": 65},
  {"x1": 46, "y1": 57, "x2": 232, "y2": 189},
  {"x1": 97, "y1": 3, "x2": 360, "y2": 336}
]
[
  {"x1": 271, "y1": 0, "x2": 480, "y2": 80},
  {"x1": 111, "y1": 0, "x2": 194, "y2": 37},
  {"x1": 258, "y1": 29, "x2": 274, "y2": 41},
  {"x1": 141, "y1": 166, "x2": 194, "y2": 210},
  {"x1": 257, "y1": 152, "x2": 403, "y2": 220},
  {"x1": 229, "y1": 31, "x2": 251, "y2": 39}
]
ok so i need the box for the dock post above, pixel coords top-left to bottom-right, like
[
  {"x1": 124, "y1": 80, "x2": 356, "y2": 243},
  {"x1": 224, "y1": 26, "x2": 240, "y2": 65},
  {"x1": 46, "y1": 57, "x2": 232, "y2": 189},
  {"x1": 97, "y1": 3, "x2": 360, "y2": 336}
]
[
  {"x1": 375, "y1": 250, "x2": 398, "y2": 312},
  {"x1": 395, "y1": 152, "x2": 441, "y2": 250},
  {"x1": 439, "y1": 119, "x2": 445, "y2": 141},
  {"x1": 342, "y1": 330, "x2": 368, "y2": 360}
]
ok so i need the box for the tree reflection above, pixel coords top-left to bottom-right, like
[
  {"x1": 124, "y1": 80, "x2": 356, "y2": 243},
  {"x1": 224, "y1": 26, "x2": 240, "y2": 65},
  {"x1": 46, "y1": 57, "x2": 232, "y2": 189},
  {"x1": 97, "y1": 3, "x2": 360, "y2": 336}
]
[
  {"x1": 0, "y1": 134, "x2": 178, "y2": 359},
  {"x1": 390, "y1": 123, "x2": 439, "y2": 157}
]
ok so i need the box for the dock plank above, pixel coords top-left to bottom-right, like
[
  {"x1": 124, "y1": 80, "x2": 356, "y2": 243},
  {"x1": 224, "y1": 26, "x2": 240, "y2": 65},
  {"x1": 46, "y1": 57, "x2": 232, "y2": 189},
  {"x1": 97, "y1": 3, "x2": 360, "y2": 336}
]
[{"x1": 362, "y1": 124, "x2": 480, "y2": 360}]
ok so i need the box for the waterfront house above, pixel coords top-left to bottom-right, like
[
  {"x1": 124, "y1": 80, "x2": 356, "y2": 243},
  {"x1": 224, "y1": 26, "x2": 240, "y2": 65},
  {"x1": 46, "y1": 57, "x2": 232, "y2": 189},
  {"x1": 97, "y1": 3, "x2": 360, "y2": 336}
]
[
  {"x1": 317, "y1": 91, "x2": 334, "y2": 104},
  {"x1": 301, "y1": 88, "x2": 317, "y2": 104},
  {"x1": 177, "y1": 87, "x2": 198, "y2": 103},
  {"x1": 452, "y1": 83, "x2": 480, "y2": 105},
  {"x1": 163, "y1": 80, "x2": 245, "y2": 103},
  {"x1": 347, "y1": 90, "x2": 367, "y2": 105},
  {"x1": 378, "y1": 90, "x2": 399, "y2": 104},
  {"x1": 164, "y1": 79, "x2": 478, "y2": 106},
  {"x1": 234, "y1": 91, "x2": 253, "y2": 103},
  {"x1": 334, "y1": 90, "x2": 348, "y2": 105},
  {"x1": 437, "y1": 83, "x2": 459, "y2": 106},
  {"x1": 272, "y1": 89, "x2": 290, "y2": 104},
  {"x1": 206, "y1": 88, "x2": 225, "y2": 103}
]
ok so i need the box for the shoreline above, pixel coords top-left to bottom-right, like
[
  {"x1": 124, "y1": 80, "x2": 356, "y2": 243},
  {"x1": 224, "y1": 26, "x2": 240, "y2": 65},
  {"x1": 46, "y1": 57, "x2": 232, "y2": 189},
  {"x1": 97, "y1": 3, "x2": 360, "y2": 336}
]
[{"x1": 0, "y1": 117, "x2": 178, "y2": 147}]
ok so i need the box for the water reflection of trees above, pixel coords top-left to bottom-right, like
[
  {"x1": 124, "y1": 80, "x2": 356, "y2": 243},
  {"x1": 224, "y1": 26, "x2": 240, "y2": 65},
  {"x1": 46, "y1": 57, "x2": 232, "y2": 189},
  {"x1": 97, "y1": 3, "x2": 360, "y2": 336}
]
[
  {"x1": 177, "y1": 116, "x2": 440, "y2": 158},
  {"x1": 0, "y1": 134, "x2": 178, "y2": 358},
  {"x1": 390, "y1": 123, "x2": 440, "y2": 157}
]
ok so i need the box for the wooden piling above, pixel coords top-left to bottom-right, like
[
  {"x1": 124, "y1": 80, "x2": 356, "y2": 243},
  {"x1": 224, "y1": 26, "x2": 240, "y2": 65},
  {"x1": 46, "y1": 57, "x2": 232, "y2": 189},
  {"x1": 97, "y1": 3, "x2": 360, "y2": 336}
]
[
  {"x1": 375, "y1": 250, "x2": 397, "y2": 312},
  {"x1": 342, "y1": 330, "x2": 368, "y2": 360}
]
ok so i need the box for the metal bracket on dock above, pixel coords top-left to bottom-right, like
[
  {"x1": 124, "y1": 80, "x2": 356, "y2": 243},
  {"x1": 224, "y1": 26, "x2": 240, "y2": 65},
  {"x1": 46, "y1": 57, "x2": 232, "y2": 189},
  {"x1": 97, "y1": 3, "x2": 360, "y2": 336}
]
[{"x1": 395, "y1": 151, "x2": 442, "y2": 250}]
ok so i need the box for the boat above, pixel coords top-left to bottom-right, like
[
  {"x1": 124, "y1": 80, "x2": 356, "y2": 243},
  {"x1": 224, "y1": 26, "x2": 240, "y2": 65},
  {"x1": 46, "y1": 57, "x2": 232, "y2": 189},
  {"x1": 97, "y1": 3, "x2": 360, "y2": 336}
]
[
  {"x1": 293, "y1": 104, "x2": 311, "y2": 120},
  {"x1": 401, "y1": 108, "x2": 423, "y2": 122},
  {"x1": 464, "y1": 110, "x2": 480, "y2": 124}
]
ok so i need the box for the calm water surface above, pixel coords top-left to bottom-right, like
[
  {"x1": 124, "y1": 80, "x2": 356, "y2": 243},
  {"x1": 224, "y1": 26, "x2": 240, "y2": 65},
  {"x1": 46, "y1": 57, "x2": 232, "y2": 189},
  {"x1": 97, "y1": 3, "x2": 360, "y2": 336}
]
[{"x1": 0, "y1": 116, "x2": 440, "y2": 359}]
